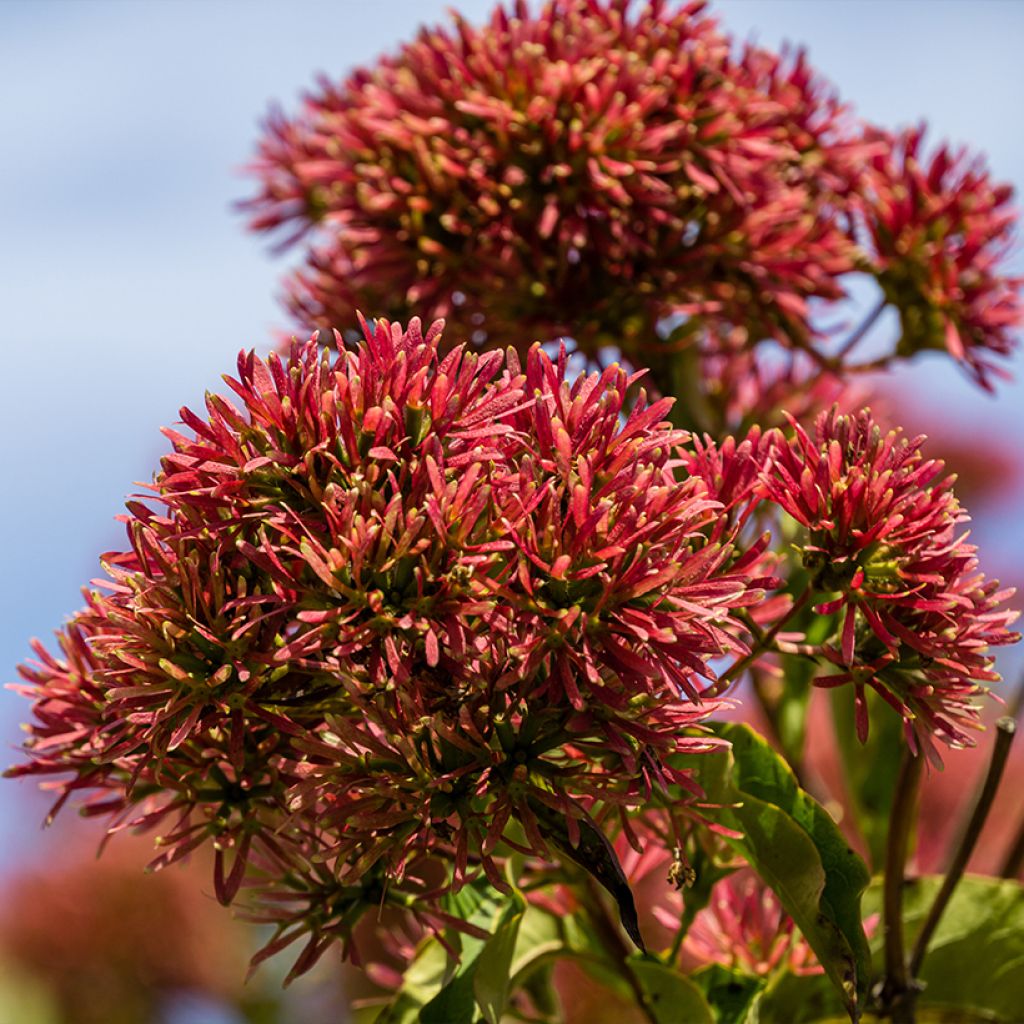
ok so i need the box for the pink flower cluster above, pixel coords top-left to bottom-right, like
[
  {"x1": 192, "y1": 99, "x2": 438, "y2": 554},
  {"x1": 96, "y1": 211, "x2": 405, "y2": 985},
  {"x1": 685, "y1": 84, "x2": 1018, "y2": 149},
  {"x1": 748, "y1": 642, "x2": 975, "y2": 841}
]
[
  {"x1": 760, "y1": 408, "x2": 1020, "y2": 762},
  {"x1": 243, "y1": 0, "x2": 1021, "y2": 391},
  {"x1": 862, "y1": 127, "x2": 1022, "y2": 389},
  {"x1": 8, "y1": 317, "x2": 767, "y2": 975},
  {"x1": 679, "y1": 869, "x2": 821, "y2": 977}
]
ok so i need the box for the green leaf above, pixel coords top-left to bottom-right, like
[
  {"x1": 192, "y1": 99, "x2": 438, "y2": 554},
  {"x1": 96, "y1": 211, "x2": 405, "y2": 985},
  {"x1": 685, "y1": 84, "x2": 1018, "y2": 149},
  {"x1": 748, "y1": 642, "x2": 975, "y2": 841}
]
[
  {"x1": 377, "y1": 882, "x2": 525, "y2": 1024},
  {"x1": 419, "y1": 958, "x2": 480, "y2": 1024},
  {"x1": 693, "y1": 964, "x2": 767, "y2": 1024},
  {"x1": 473, "y1": 888, "x2": 526, "y2": 1024},
  {"x1": 508, "y1": 903, "x2": 632, "y2": 1005},
  {"x1": 862, "y1": 874, "x2": 1024, "y2": 1022},
  {"x1": 750, "y1": 971, "x2": 844, "y2": 1024},
  {"x1": 681, "y1": 723, "x2": 871, "y2": 1020},
  {"x1": 830, "y1": 685, "x2": 904, "y2": 870},
  {"x1": 374, "y1": 940, "x2": 451, "y2": 1024},
  {"x1": 628, "y1": 955, "x2": 714, "y2": 1024}
]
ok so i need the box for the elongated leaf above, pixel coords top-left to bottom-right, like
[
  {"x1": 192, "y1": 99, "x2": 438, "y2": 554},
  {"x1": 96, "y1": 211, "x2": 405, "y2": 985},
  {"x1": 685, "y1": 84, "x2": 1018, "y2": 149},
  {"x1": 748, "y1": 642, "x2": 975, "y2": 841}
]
[
  {"x1": 473, "y1": 889, "x2": 526, "y2": 1024},
  {"x1": 527, "y1": 795, "x2": 646, "y2": 951},
  {"x1": 681, "y1": 723, "x2": 871, "y2": 1020}
]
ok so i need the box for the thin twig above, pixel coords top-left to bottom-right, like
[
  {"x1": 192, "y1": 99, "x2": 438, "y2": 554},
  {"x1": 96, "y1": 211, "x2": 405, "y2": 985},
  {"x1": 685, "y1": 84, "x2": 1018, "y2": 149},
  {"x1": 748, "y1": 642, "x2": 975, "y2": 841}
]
[
  {"x1": 705, "y1": 589, "x2": 812, "y2": 698},
  {"x1": 836, "y1": 299, "x2": 887, "y2": 360},
  {"x1": 999, "y1": 816, "x2": 1024, "y2": 879},
  {"x1": 909, "y1": 717, "x2": 1016, "y2": 979},
  {"x1": 879, "y1": 744, "x2": 924, "y2": 1024}
]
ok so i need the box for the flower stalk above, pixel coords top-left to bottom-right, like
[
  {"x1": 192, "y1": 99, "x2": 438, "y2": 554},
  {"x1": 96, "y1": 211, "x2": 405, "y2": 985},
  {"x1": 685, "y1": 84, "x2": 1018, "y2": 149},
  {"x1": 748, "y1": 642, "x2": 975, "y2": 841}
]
[
  {"x1": 909, "y1": 717, "x2": 1017, "y2": 979},
  {"x1": 879, "y1": 744, "x2": 924, "y2": 1023}
]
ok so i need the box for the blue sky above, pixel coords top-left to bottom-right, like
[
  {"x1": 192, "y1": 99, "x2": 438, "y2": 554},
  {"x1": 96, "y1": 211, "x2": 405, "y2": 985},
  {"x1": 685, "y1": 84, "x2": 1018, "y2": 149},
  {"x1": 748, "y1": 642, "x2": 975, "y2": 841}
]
[{"x1": 1, "y1": 0, "x2": 1022, "y2": 865}]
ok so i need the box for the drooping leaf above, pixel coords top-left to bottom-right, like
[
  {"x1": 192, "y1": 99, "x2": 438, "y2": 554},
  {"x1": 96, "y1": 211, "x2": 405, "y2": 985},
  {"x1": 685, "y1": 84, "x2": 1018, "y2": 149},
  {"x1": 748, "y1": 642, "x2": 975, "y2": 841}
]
[
  {"x1": 527, "y1": 795, "x2": 646, "y2": 952},
  {"x1": 679, "y1": 723, "x2": 871, "y2": 1020}
]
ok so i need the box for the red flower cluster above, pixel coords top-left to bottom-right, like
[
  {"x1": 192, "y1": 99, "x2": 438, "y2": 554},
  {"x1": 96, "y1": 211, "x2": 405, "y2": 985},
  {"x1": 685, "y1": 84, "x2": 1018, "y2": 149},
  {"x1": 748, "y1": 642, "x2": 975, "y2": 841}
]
[
  {"x1": 8, "y1": 317, "x2": 767, "y2": 975},
  {"x1": 861, "y1": 127, "x2": 1022, "y2": 389},
  {"x1": 760, "y1": 408, "x2": 1019, "y2": 761},
  {"x1": 242, "y1": 0, "x2": 864, "y2": 362},
  {"x1": 243, "y1": 1, "x2": 1022, "y2": 397}
]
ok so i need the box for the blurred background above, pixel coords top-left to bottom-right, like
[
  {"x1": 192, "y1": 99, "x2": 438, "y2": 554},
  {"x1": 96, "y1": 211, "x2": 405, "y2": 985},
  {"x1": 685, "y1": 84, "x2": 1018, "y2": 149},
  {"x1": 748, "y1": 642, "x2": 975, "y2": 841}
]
[{"x1": 1, "y1": 1, "x2": 1022, "y2": 1021}]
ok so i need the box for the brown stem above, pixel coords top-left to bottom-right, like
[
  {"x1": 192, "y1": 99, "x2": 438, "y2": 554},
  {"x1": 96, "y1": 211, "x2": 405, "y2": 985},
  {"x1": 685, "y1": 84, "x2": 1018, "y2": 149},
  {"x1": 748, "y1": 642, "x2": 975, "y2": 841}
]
[
  {"x1": 836, "y1": 299, "x2": 887, "y2": 360},
  {"x1": 909, "y1": 717, "x2": 1016, "y2": 979},
  {"x1": 879, "y1": 744, "x2": 923, "y2": 1024},
  {"x1": 999, "y1": 815, "x2": 1024, "y2": 880},
  {"x1": 581, "y1": 875, "x2": 658, "y2": 1024},
  {"x1": 706, "y1": 589, "x2": 812, "y2": 698}
]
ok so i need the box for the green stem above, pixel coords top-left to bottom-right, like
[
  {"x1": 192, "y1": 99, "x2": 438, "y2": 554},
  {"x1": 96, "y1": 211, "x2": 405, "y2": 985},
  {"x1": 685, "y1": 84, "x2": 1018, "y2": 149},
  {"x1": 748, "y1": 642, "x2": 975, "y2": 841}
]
[
  {"x1": 879, "y1": 744, "x2": 923, "y2": 1024},
  {"x1": 909, "y1": 717, "x2": 1016, "y2": 979},
  {"x1": 706, "y1": 589, "x2": 812, "y2": 698}
]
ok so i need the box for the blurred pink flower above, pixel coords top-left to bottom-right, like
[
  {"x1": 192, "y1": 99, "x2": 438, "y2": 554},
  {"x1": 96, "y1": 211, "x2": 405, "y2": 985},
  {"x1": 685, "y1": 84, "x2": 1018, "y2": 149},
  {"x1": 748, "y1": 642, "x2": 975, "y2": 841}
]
[
  {"x1": 0, "y1": 835, "x2": 251, "y2": 1024},
  {"x1": 677, "y1": 869, "x2": 821, "y2": 977}
]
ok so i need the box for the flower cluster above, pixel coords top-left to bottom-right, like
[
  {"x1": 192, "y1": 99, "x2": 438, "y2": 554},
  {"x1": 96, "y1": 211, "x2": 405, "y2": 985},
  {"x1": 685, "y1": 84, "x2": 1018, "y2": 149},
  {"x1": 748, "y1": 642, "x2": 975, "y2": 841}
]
[
  {"x1": 679, "y1": 869, "x2": 821, "y2": 977},
  {"x1": 861, "y1": 127, "x2": 1022, "y2": 389},
  {"x1": 242, "y1": 0, "x2": 865, "y2": 364},
  {"x1": 243, "y1": 1, "x2": 1023, "y2": 401},
  {"x1": 760, "y1": 408, "x2": 1019, "y2": 761},
  {"x1": 8, "y1": 317, "x2": 767, "y2": 974}
]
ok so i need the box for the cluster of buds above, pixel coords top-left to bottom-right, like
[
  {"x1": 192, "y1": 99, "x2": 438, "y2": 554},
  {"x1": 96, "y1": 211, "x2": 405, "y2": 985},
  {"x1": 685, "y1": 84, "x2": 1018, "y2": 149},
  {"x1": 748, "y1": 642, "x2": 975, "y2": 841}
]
[
  {"x1": 242, "y1": 0, "x2": 867, "y2": 365},
  {"x1": 861, "y1": 127, "x2": 1022, "y2": 389},
  {"x1": 8, "y1": 317, "x2": 771, "y2": 974},
  {"x1": 759, "y1": 408, "x2": 1019, "y2": 762},
  {"x1": 243, "y1": 0, "x2": 1021, "y2": 395}
]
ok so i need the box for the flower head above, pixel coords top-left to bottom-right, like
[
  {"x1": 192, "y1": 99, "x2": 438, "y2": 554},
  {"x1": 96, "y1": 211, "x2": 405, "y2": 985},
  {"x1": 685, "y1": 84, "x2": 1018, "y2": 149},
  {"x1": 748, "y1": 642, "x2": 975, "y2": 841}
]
[
  {"x1": 861, "y1": 127, "x2": 1022, "y2": 389},
  {"x1": 761, "y1": 407, "x2": 1019, "y2": 760},
  {"x1": 243, "y1": 0, "x2": 863, "y2": 362},
  {"x1": 8, "y1": 316, "x2": 765, "y2": 975}
]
